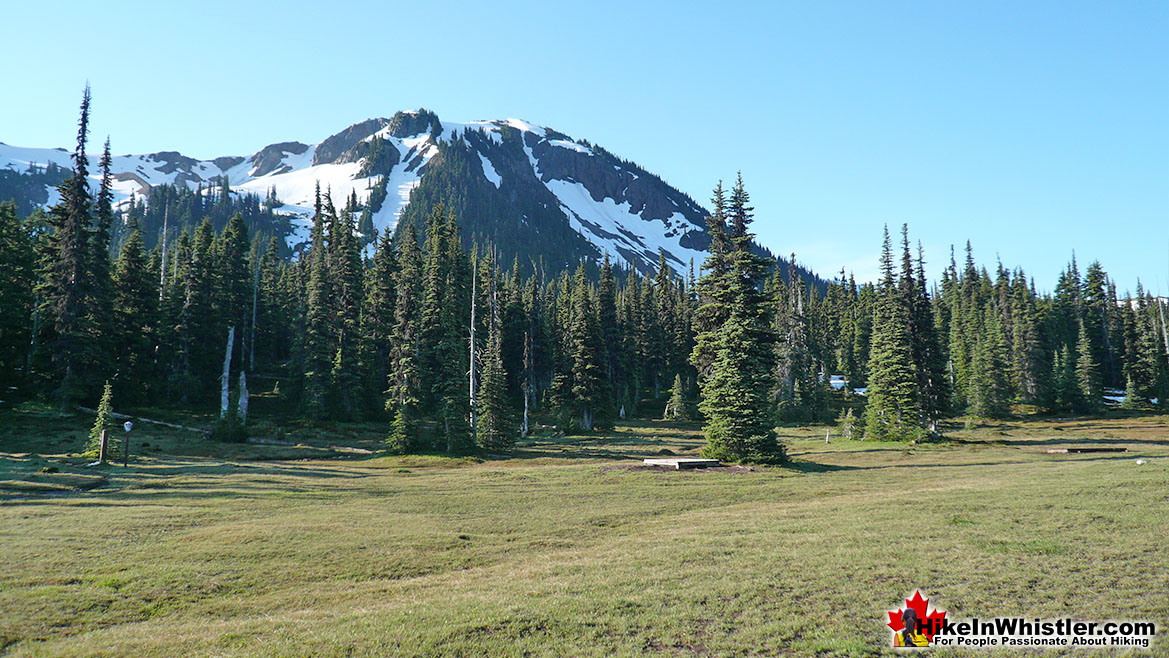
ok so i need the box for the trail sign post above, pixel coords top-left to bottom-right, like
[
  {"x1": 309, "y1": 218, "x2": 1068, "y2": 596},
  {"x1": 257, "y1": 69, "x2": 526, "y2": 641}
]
[{"x1": 123, "y1": 421, "x2": 133, "y2": 467}]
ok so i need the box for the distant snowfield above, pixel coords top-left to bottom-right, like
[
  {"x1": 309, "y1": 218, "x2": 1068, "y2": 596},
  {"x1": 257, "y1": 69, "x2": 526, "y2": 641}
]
[
  {"x1": 547, "y1": 178, "x2": 706, "y2": 272},
  {"x1": 2, "y1": 115, "x2": 709, "y2": 273}
]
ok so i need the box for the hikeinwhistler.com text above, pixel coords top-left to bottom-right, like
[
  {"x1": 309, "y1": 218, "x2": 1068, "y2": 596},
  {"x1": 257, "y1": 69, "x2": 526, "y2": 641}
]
[{"x1": 924, "y1": 617, "x2": 1157, "y2": 649}]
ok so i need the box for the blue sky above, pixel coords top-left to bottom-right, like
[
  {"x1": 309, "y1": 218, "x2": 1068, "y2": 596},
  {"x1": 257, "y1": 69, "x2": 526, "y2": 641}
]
[{"x1": 2, "y1": 1, "x2": 1166, "y2": 292}]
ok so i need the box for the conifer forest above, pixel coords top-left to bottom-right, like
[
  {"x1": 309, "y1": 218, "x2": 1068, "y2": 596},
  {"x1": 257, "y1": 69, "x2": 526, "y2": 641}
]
[{"x1": 2, "y1": 90, "x2": 1166, "y2": 466}]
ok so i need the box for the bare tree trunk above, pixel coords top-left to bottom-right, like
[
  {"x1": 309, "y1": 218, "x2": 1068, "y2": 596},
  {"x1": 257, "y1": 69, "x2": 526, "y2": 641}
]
[
  {"x1": 99, "y1": 429, "x2": 109, "y2": 463},
  {"x1": 521, "y1": 330, "x2": 531, "y2": 438},
  {"x1": 159, "y1": 208, "x2": 168, "y2": 301},
  {"x1": 238, "y1": 370, "x2": 249, "y2": 422},
  {"x1": 220, "y1": 326, "x2": 234, "y2": 418},
  {"x1": 1159, "y1": 299, "x2": 1169, "y2": 369},
  {"x1": 250, "y1": 262, "x2": 259, "y2": 371},
  {"x1": 522, "y1": 389, "x2": 530, "y2": 437},
  {"x1": 27, "y1": 291, "x2": 40, "y2": 375},
  {"x1": 469, "y1": 267, "x2": 477, "y2": 438}
]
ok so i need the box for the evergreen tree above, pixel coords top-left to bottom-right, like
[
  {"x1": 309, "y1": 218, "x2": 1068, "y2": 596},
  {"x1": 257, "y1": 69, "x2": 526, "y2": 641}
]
[
  {"x1": 33, "y1": 86, "x2": 100, "y2": 405},
  {"x1": 1075, "y1": 319, "x2": 1103, "y2": 413},
  {"x1": 329, "y1": 206, "x2": 364, "y2": 417},
  {"x1": 359, "y1": 228, "x2": 396, "y2": 416},
  {"x1": 1052, "y1": 344, "x2": 1081, "y2": 413},
  {"x1": 111, "y1": 230, "x2": 157, "y2": 403},
  {"x1": 476, "y1": 301, "x2": 514, "y2": 448},
  {"x1": 253, "y1": 238, "x2": 285, "y2": 370},
  {"x1": 691, "y1": 181, "x2": 731, "y2": 378},
  {"x1": 0, "y1": 203, "x2": 34, "y2": 387},
  {"x1": 420, "y1": 206, "x2": 473, "y2": 452},
  {"x1": 386, "y1": 223, "x2": 423, "y2": 453},
  {"x1": 1009, "y1": 271, "x2": 1046, "y2": 404},
  {"x1": 302, "y1": 185, "x2": 332, "y2": 418},
  {"x1": 911, "y1": 239, "x2": 948, "y2": 428},
  {"x1": 969, "y1": 311, "x2": 1012, "y2": 418},
  {"x1": 87, "y1": 138, "x2": 116, "y2": 379},
  {"x1": 663, "y1": 372, "x2": 689, "y2": 420},
  {"x1": 695, "y1": 176, "x2": 783, "y2": 463},
  {"x1": 564, "y1": 263, "x2": 611, "y2": 430},
  {"x1": 863, "y1": 227, "x2": 921, "y2": 441},
  {"x1": 83, "y1": 381, "x2": 118, "y2": 461}
]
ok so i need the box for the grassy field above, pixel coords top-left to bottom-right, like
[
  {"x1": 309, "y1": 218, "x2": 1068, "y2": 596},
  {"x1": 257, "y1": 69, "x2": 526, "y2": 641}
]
[{"x1": 1, "y1": 404, "x2": 1167, "y2": 657}]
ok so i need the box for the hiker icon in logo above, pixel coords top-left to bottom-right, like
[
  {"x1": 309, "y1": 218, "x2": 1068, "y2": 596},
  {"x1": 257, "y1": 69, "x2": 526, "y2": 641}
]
[
  {"x1": 887, "y1": 590, "x2": 946, "y2": 649},
  {"x1": 894, "y1": 607, "x2": 929, "y2": 647}
]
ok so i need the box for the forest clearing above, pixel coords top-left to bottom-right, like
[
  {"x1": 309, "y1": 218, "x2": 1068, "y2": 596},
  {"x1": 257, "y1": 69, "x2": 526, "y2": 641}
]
[{"x1": 3, "y1": 406, "x2": 1166, "y2": 657}]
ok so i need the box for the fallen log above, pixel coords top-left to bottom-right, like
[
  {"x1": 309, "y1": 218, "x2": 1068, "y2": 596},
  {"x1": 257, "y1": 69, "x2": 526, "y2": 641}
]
[
  {"x1": 78, "y1": 407, "x2": 209, "y2": 434},
  {"x1": 1045, "y1": 447, "x2": 1128, "y2": 454}
]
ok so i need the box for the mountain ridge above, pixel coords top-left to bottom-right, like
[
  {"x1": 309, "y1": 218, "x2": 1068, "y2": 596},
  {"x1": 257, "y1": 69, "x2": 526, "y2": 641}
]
[{"x1": 1, "y1": 109, "x2": 814, "y2": 282}]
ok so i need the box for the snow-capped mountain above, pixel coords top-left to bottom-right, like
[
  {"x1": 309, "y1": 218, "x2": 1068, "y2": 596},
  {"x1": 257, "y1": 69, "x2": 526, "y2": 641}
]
[{"x1": 1, "y1": 109, "x2": 723, "y2": 274}]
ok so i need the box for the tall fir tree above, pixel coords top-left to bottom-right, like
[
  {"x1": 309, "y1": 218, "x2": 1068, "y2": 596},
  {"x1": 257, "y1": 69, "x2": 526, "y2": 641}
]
[
  {"x1": 87, "y1": 138, "x2": 116, "y2": 379},
  {"x1": 359, "y1": 227, "x2": 397, "y2": 416},
  {"x1": 302, "y1": 185, "x2": 332, "y2": 418},
  {"x1": 476, "y1": 289, "x2": 514, "y2": 449},
  {"x1": 1075, "y1": 319, "x2": 1103, "y2": 413},
  {"x1": 385, "y1": 223, "x2": 423, "y2": 453},
  {"x1": 863, "y1": 227, "x2": 921, "y2": 441},
  {"x1": 329, "y1": 206, "x2": 364, "y2": 417},
  {"x1": 0, "y1": 203, "x2": 34, "y2": 387},
  {"x1": 563, "y1": 263, "x2": 611, "y2": 430},
  {"x1": 969, "y1": 311, "x2": 1012, "y2": 418},
  {"x1": 33, "y1": 86, "x2": 100, "y2": 405},
  {"x1": 910, "y1": 239, "x2": 948, "y2": 429},
  {"x1": 111, "y1": 230, "x2": 157, "y2": 403},
  {"x1": 695, "y1": 175, "x2": 783, "y2": 463}
]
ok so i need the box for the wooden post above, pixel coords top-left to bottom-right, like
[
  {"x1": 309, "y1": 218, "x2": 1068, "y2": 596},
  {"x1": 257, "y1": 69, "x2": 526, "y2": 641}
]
[
  {"x1": 98, "y1": 429, "x2": 109, "y2": 463},
  {"x1": 123, "y1": 429, "x2": 130, "y2": 467}
]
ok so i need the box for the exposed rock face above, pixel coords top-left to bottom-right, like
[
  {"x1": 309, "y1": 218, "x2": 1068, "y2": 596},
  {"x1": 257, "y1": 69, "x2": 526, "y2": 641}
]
[
  {"x1": 212, "y1": 156, "x2": 245, "y2": 172},
  {"x1": 250, "y1": 142, "x2": 309, "y2": 177},
  {"x1": 388, "y1": 110, "x2": 440, "y2": 139},
  {"x1": 149, "y1": 151, "x2": 199, "y2": 175},
  {"x1": 314, "y1": 118, "x2": 389, "y2": 165}
]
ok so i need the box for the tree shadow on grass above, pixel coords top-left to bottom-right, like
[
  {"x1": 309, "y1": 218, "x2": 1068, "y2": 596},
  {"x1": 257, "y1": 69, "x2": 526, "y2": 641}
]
[
  {"x1": 785, "y1": 460, "x2": 863, "y2": 474},
  {"x1": 974, "y1": 436, "x2": 1169, "y2": 448},
  {"x1": 496, "y1": 446, "x2": 656, "y2": 462}
]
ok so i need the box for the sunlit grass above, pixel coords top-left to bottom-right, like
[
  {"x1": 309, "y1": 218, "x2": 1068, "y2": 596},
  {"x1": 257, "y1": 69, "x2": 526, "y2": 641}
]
[{"x1": 1, "y1": 406, "x2": 1166, "y2": 656}]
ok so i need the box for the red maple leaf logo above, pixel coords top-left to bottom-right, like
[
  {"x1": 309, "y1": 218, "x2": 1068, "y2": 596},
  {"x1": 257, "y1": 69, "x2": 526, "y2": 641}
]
[{"x1": 887, "y1": 590, "x2": 947, "y2": 641}]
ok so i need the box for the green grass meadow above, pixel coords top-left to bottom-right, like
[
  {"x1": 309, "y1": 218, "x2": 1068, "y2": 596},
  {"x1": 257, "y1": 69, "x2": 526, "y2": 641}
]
[{"x1": 1, "y1": 406, "x2": 1167, "y2": 656}]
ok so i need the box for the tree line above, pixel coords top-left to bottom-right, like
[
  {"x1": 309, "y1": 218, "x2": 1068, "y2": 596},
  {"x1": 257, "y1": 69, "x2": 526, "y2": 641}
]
[{"x1": 2, "y1": 89, "x2": 1167, "y2": 463}]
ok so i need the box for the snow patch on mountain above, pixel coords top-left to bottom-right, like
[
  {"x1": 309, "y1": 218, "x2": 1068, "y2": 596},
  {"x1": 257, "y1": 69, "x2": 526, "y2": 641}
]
[
  {"x1": 546, "y1": 179, "x2": 706, "y2": 271},
  {"x1": 478, "y1": 152, "x2": 501, "y2": 188},
  {"x1": 549, "y1": 139, "x2": 593, "y2": 155},
  {"x1": 3, "y1": 111, "x2": 714, "y2": 273}
]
